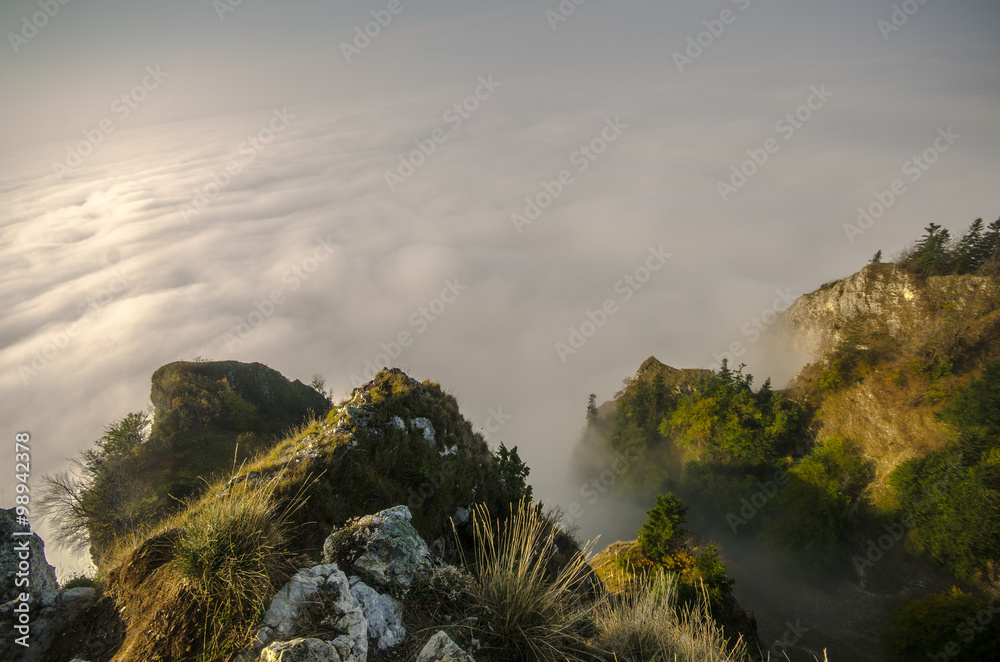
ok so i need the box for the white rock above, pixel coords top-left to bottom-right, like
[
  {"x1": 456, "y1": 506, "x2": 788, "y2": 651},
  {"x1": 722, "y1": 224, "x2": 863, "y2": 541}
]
[
  {"x1": 389, "y1": 416, "x2": 406, "y2": 430},
  {"x1": 257, "y1": 563, "x2": 366, "y2": 659},
  {"x1": 350, "y1": 577, "x2": 406, "y2": 650},
  {"x1": 324, "y1": 506, "x2": 433, "y2": 589},
  {"x1": 416, "y1": 631, "x2": 475, "y2": 662},
  {"x1": 410, "y1": 418, "x2": 436, "y2": 444}
]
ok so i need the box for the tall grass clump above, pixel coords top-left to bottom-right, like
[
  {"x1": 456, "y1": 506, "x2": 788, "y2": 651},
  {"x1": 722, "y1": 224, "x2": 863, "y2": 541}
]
[
  {"x1": 461, "y1": 500, "x2": 595, "y2": 662},
  {"x1": 593, "y1": 569, "x2": 747, "y2": 662},
  {"x1": 170, "y1": 477, "x2": 299, "y2": 660}
]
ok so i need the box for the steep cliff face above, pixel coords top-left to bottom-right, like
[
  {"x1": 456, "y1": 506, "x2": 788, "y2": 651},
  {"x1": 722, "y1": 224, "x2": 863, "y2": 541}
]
[
  {"x1": 780, "y1": 263, "x2": 1000, "y2": 364},
  {"x1": 781, "y1": 263, "x2": 1000, "y2": 504}
]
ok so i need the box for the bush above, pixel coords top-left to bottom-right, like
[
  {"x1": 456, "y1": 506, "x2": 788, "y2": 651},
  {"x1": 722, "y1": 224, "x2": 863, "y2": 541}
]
[
  {"x1": 881, "y1": 587, "x2": 1000, "y2": 662},
  {"x1": 761, "y1": 436, "x2": 872, "y2": 560},
  {"x1": 61, "y1": 573, "x2": 102, "y2": 592}
]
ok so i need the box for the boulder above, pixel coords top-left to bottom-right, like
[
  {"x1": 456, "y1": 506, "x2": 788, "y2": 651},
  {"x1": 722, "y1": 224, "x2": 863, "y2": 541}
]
[
  {"x1": 323, "y1": 506, "x2": 434, "y2": 589},
  {"x1": 256, "y1": 564, "x2": 366, "y2": 661},
  {"x1": 0, "y1": 509, "x2": 58, "y2": 603},
  {"x1": 0, "y1": 588, "x2": 97, "y2": 662},
  {"x1": 416, "y1": 631, "x2": 475, "y2": 662},
  {"x1": 349, "y1": 577, "x2": 406, "y2": 650}
]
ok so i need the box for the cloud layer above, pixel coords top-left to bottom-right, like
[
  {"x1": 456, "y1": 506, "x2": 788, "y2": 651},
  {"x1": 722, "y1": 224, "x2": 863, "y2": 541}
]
[{"x1": 1, "y1": 0, "x2": 999, "y2": 576}]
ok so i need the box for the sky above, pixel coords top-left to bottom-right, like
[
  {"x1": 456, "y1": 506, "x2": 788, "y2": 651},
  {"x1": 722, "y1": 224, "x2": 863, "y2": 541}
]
[{"x1": 1, "y1": 0, "x2": 999, "y2": 579}]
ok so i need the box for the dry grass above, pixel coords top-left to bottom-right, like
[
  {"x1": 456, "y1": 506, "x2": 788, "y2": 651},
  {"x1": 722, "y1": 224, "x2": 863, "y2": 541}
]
[
  {"x1": 108, "y1": 475, "x2": 302, "y2": 662},
  {"x1": 592, "y1": 569, "x2": 747, "y2": 662},
  {"x1": 461, "y1": 500, "x2": 596, "y2": 662}
]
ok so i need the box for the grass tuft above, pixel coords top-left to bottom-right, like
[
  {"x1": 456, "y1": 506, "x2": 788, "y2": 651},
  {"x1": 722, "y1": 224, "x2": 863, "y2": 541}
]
[
  {"x1": 461, "y1": 500, "x2": 595, "y2": 662},
  {"x1": 593, "y1": 569, "x2": 747, "y2": 662}
]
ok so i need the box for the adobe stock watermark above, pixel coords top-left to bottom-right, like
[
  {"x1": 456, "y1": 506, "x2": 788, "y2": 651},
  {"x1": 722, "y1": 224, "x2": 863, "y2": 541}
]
[
  {"x1": 928, "y1": 597, "x2": 1000, "y2": 662},
  {"x1": 385, "y1": 75, "x2": 501, "y2": 193},
  {"x1": 7, "y1": 0, "x2": 72, "y2": 54},
  {"x1": 771, "y1": 620, "x2": 810, "y2": 657},
  {"x1": 51, "y1": 65, "x2": 170, "y2": 180},
  {"x1": 562, "y1": 450, "x2": 641, "y2": 528},
  {"x1": 725, "y1": 469, "x2": 789, "y2": 534},
  {"x1": 213, "y1": 0, "x2": 246, "y2": 21},
  {"x1": 348, "y1": 278, "x2": 467, "y2": 387},
  {"x1": 707, "y1": 288, "x2": 796, "y2": 371},
  {"x1": 340, "y1": 0, "x2": 415, "y2": 63},
  {"x1": 480, "y1": 407, "x2": 512, "y2": 444},
  {"x1": 545, "y1": 0, "x2": 589, "y2": 32},
  {"x1": 842, "y1": 126, "x2": 959, "y2": 244},
  {"x1": 672, "y1": 0, "x2": 752, "y2": 73},
  {"x1": 219, "y1": 235, "x2": 336, "y2": 351},
  {"x1": 877, "y1": 0, "x2": 932, "y2": 42},
  {"x1": 555, "y1": 246, "x2": 671, "y2": 363},
  {"x1": 716, "y1": 84, "x2": 833, "y2": 202},
  {"x1": 18, "y1": 269, "x2": 133, "y2": 384},
  {"x1": 512, "y1": 117, "x2": 628, "y2": 234},
  {"x1": 181, "y1": 107, "x2": 295, "y2": 223}
]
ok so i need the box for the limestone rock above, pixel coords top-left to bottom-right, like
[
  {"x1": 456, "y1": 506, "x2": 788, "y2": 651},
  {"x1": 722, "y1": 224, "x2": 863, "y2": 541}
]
[
  {"x1": 256, "y1": 564, "x2": 366, "y2": 661},
  {"x1": 323, "y1": 506, "x2": 434, "y2": 589},
  {"x1": 349, "y1": 576, "x2": 406, "y2": 650},
  {"x1": 416, "y1": 631, "x2": 475, "y2": 662},
  {"x1": 410, "y1": 418, "x2": 436, "y2": 444}
]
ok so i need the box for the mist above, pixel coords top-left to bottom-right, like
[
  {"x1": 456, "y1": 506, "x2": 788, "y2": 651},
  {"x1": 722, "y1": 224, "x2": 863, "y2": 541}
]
[{"x1": 2, "y1": 0, "x2": 999, "y2": 604}]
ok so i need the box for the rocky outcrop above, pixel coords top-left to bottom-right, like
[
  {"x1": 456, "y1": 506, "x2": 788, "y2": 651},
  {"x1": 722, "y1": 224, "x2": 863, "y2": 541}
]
[
  {"x1": 255, "y1": 563, "x2": 367, "y2": 662},
  {"x1": 1, "y1": 510, "x2": 57, "y2": 603},
  {"x1": 323, "y1": 506, "x2": 435, "y2": 589},
  {"x1": 247, "y1": 507, "x2": 426, "y2": 661},
  {"x1": 780, "y1": 263, "x2": 1000, "y2": 363}
]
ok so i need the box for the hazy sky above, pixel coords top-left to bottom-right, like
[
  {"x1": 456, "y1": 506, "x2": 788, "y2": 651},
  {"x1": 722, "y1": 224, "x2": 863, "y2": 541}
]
[{"x1": 2, "y1": 0, "x2": 998, "y2": 576}]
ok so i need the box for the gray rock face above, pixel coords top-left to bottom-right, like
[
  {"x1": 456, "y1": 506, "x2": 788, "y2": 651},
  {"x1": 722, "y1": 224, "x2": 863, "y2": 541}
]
[
  {"x1": 349, "y1": 577, "x2": 406, "y2": 650},
  {"x1": 0, "y1": 509, "x2": 58, "y2": 603},
  {"x1": 0, "y1": 588, "x2": 97, "y2": 662},
  {"x1": 416, "y1": 631, "x2": 475, "y2": 662},
  {"x1": 780, "y1": 262, "x2": 1000, "y2": 365},
  {"x1": 256, "y1": 564, "x2": 366, "y2": 662},
  {"x1": 323, "y1": 506, "x2": 434, "y2": 589}
]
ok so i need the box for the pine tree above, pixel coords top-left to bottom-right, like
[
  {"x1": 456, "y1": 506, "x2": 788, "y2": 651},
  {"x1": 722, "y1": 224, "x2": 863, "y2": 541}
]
[
  {"x1": 952, "y1": 219, "x2": 984, "y2": 275},
  {"x1": 870, "y1": 250, "x2": 882, "y2": 264},
  {"x1": 905, "y1": 223, "x2": 952, "y2": 276},
  {"x1": 586, "y1": 394, "x2": 598, "y2": 427},
  {"x1": 977, "y1": 218, "x2": 1000, "y2": 274}
]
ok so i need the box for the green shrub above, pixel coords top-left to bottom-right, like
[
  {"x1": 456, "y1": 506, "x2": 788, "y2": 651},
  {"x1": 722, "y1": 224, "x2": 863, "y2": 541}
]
[
  {"x1": 762, "y1": 436, "x2": 871, "y2": 560},
  {"x1": 881, "y1": 588, "x2": 1000, "y2": 662},
  {"x1": 637, "y1": 493, "x2": 688, "y2": 566}
]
